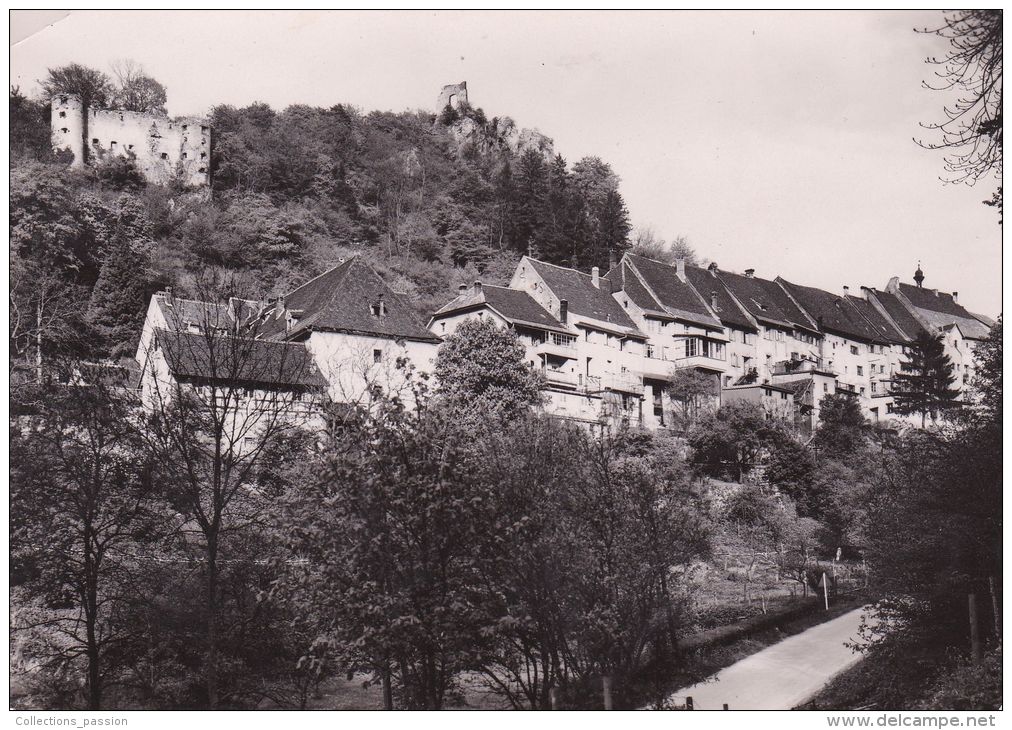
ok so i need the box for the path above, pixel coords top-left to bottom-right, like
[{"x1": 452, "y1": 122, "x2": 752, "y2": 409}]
[{"x1": 667, "y1": 605, "x2": 874, "y2": 710}]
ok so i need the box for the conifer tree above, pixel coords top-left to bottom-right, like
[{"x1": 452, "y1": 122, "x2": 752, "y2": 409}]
[
  {"x1": 87, "y1": 231, "x2": 152, "y2": 359},
  {"x1": 891, "y1": 331, "x2": 960, "y2": 426}
]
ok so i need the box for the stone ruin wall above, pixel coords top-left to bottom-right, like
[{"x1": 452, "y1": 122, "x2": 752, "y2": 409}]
[{"x1": 51, "y1": 94, "x2": 210, "y2": 188}]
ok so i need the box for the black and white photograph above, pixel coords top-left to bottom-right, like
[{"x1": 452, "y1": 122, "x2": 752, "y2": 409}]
[{"x1": 8, "y1": 8, "x2": 1002, "y2": 718}]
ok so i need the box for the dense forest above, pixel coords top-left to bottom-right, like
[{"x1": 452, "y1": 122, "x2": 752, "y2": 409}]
[{"x1": 11, "y1": 64, "x2": 637, "y2": 365}]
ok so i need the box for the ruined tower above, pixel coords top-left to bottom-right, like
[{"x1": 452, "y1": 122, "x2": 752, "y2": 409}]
[
  {"x1": 51, "y1": 93, "x2": 86, "y2": 165},
  {"x1": 437, "y1": 82, "x2": 468, "y2": 111}
]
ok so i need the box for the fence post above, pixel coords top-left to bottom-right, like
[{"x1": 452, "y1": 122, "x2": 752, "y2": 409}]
[
  {"x1": 602, "y1": 676, "x2": 613, "y2": 710},
  {"x1": 550, "y1": 687, "x2": 560, "y2": 710},
  {"x1": 723, "y1": 703, "x2": 729, "y2": 710},
  {"x1": 686, "y1": 695, "x2": 694, "y2": 711},
  {"x1": 969, "y1": 593, "x2": 983, "y2": 666}
]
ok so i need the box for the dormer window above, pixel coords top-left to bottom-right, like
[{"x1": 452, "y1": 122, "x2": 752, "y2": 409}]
[
  {"x1": 185, "y1": 322, "x2": 201, "y2": 334},
  {"x1": 370, "y1": 299, "x2": 387, "y2": 318}
]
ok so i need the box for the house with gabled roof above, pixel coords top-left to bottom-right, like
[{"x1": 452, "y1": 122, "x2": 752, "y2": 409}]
[
  {"x1": 258, "y1": 257, "x2": 442, "y2": 405},
  {"x1": 509, "y1": 256, "x2": 651, "y2": 426}
]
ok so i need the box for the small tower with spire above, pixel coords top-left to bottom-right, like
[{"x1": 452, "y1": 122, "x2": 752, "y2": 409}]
[{"x1": 914, "y1": 261, "x2": 924, "y2": 288}]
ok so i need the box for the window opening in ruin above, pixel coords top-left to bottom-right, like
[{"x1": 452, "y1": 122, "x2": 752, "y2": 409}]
[
  {"x1": 201, "y1": 126, "x2": 208, "y2": 133},
  {"x1": 198, "y1": 167, "x2": 207, "y2": 173},
  {"x1": 161, "y1": 152, "x2": 169, "y2": 160},
  {"x1": 59, "y1": 111, "x2": 66, "y2": 118},
  {"x1": 182, "y1": 152, "x2": 188, "y2": 159},
  {"x1": 60, "y1": 128, "x2": 69, "y2": 134},
  {"x1": 59, "y1": 95, "x2": 68, "y2": 104},
  {"x1": 110, "y1": 141, "x2": 117, "y2": 150},
  {"x1": 200, "y1": 152, "x2": 207, "y2": 159},
  {"x1": 92, "y1": 138, "x2": 99, "y2": 145},
  {"x1": 182, "y1": 124, "x2": 188, "y2": 131}
]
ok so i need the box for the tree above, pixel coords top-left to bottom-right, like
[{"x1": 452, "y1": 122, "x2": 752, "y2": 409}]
[
  {"x1": 891, "y1": 331, "x2": 959, "y2": 426},
  {"x1": 10, "y1": 87, "x2": 52, "y2": 160},
  {"x1": 110, "y1": 60, "x2": 167, "y2": 114},
  {"x1": 88, "y1": 230, "x2": 154, "y2": 359},
  {"x1": 140, "y1": 274, "x2": 324, "y2": 708},
  {"x1": 279, "y1": 385, "x2": 488, "y2": 710},
  {"x1": 11, "y1": 378, "x2": 166, "y2": 709},
  {"x1": 917, "y1": 11, "x2": 1002, "y2": 216},
  {"x1": 631, "y1": 228, "x2": 700, "y2": 266},
  {"x1": 433, "y1": 317, "x2": 544, "y2": 421},
  {"x1": 811, "y1": 392, "x2": 867, "y2": 457},
  {"x1": 666, "y1": 367, "x2": 717, "y2": 430},
  {"x1": 687, "y1": 401, "x2": 788, "y2": 482}
]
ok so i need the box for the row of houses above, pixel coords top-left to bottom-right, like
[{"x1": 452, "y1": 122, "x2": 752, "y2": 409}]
[{"x1": 134, "y1": 253, "x2": 994, "y2": 435}]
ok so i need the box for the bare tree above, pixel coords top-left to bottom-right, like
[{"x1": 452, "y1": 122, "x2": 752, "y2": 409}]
[
  {"x1": 917, "y1": 10, "x2": 1002, "y2": 214},
  {"x1": 109, "y1": 59, "x2": 168, "y2": 115},
  {"x1": 11, "y1": 372, "x2": 166, "y2": 709},
  {"x1": 138, "y1": 274, "x2": 326, "y2": 708}
]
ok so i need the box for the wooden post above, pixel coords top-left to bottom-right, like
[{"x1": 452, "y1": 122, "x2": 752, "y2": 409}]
[
  {"x1": 686, "y1": 695, "x2": 694, "y2": 711},
  {"x1": 822, "y1": 572, "x2": 829, "y2": 611},
  {"x1": 602, "y1": 676, "x2": 613, "y2": 710},
  {"x1": 382, "y1": 664, "x2": 393, "y2": 710},
  {"x1": 723, "y1": 703, "x2": 729, "y2": 710},
  {"x1": 550, "y1": 687, "x2": 561, "y2": 710},
  {"x1": 989, "y1": 576, "x2": 1001, "y2": 640},
  {"x1": 969, "y1": 593, "x2": 983, "y2": 666}
]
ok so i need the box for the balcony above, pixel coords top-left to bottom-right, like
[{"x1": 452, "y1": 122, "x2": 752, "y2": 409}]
[
  {"x1": 771, "y1": 359, "x2": 834, "y2": 376},
  {"x1": 533, "y1": 337, "x2": 578, "y2": 360},
  {"x1": 676, "y1": 355, "x2": 728, "y2": 373},
  {"x1": 641, "y1": 355, "x2": 675, "y2": 380},
  {"x1": 601, "y1": 372, "x2": 645, "y2": 395},
  {"x1": 543, "y1": 368, "x2": 580, "y2": 388}
]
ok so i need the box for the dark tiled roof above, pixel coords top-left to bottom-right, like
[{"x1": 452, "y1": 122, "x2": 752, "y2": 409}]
[
  {"x1": 846, "y1": 296, "x2": 908, "y2": 343},
  {"x1": 608, "y1": 263, "x2": 665, "y2": 314},
  {"x1": 156, "y1": 295, "x2": 237, "y2": 332},
  {"x1": 896, "y1": 283, "x2": 991, "y2": 339},
  {"x1": 624, "y1": 255, "x2": 720, "y2": 328},
  {"x1": 715, "y1": 270, "x2": 817, "y2": 332},
  {"x1": 778, "y1": 279, "x2": 893, "y2": 343},
  {"x1": 526, "y1": 258, "x2": 642, "y2": 333},
  {"x1": 867, "y1": 289, "x2": 927, "y2": 340},
  {"x1": 158, "y1": 330, "x2": 328, "y2": 388},
  {"x1": 264, "y1": 258, "x2": 439, "y2": 342},
  {"x1": 432, "y1": 285, "x2": 566, "y2": 332},
  {"x1": 684, "y1": 265, "x2": 756, "y2": 332}
]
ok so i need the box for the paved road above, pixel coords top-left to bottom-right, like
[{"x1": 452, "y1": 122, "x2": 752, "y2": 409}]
[{"x1": 668, "y1": 606, "x2": 874, "y2": 711}]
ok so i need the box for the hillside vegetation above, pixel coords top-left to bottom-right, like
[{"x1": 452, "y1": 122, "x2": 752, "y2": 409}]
[{"x1": 11, "y1": 68, "x2": 633, "y2": 363}]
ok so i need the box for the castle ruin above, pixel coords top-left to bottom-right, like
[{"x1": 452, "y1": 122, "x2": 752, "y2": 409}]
[
  {"x1": 51, "y1": 94, "x2": 211, "y2": 188},
  {"x1": 436, "y1": 82, "x2": 468, "y2": 111}
]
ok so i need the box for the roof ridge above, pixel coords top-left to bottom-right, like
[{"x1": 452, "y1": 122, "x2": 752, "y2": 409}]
[
  {"x1": 527, "y1": 256, "x2": 594, "y2": 279},
  {"x1": 284, "y1": 257, "x2": 357, "y2": 298}
]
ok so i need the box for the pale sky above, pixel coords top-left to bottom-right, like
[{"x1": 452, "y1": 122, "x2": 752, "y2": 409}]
[{"x1": 10, "y1": 10, "x2": 1002, "y2": 315}]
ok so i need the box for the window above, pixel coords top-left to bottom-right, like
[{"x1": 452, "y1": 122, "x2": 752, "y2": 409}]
[
  {"x1": 182, "y1": 152, "x2": 188, "y2": 159},
  {"x1": 110, "y1": 141, "x2": 117, "y2": 150},
  {"x1": 127, "y1": 144, "x2": 134, "y2": 150},
  {"x1": 859, "y1": 387, "x2": 866, "y2": 396},
  {"x1": 781, "y1": 392, "x2": 787, "y2": 400},
  {"x1": 887, "y1": 402, "x2": 894, "y2": 413},
  {"x1": 856, "y1": 366, "x2": 864, "y2": 376},
  {"x1": 373, "y1": 349, "x2": 382, "y2": 363},
  {"x1": 160, "y1": 152, "x2": 169, "y2": 160},
  {"x1": 440, "y1": 322, "x2": 446, "y2": 333},
  {"x1": 60, "y1": 127, "x2": 69, "y2": 134},
  {"x1": 823, "y1": 383, "x2": 829, "y2": 392},
  {"x1": 201, "y1": 151, "x2": 207, "y2": 159},
  {"x1": 850, "y1": 345, "x2": 859, "y2": 355},
  {"x1": 59, "y1": 111, "x2": 66, "y2": 118},
  {"x1": 92, "y1": 138, "x2": 99, "y2": 144},
  {"x1": 182, "y1": 124, "x2": 188, "y2": 131},
  {"x1": 871, "y1": 381, "x2": 877, "y2": 393}
]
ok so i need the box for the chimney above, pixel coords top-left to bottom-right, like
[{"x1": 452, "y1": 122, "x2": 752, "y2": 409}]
[
  {"x1": 275, "y1": 295, "x2": 286, "y2": 317},
  {"x1": 458, "y1": 283, "x2": 467, "y2": 294},
  {"x1": 710, "y1": 290, "x2": 718, "y2": 309},
  {"x1": 708, "y1": 262, "x2": 719, "y2": 273},
  {"x1": 744, "y1": 268, "x2": 755, "y2": 278},
  {"x1": 473, "y1": 280, "x2": 482, "y2": 295},
  {"x1": 675, "y1": 259, "x2": 686, "y2": 282},
  {"x1": 952, "y1": 291, "x2": 958, "y2": 303},
  {"x1": 842, "y1": 285, "x2": 850, "y2": 298},
  {"x1": 559, "y1": 299, "x2": 568, "y2": 324},
  {"x1": 591, "y1": 266, "x2": 600, "y2": 288}
]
